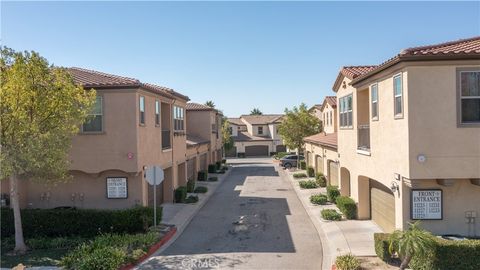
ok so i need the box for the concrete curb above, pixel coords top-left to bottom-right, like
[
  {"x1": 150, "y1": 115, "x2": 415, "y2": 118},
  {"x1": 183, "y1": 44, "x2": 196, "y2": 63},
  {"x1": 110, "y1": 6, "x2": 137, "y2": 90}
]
[{"x1": 138, "y1": 166, "x2": 233, "y2": 262}]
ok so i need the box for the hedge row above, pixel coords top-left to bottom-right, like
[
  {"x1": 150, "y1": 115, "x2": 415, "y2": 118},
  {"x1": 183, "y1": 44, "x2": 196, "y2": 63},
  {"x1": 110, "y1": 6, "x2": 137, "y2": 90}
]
[
  {"x1": 336, "y1": 196, "x2": 357, "y2": 219},
  {"x1": 375, "y1": 232, "x2": 480, "y2": 270},
  {"x1": 1, "y1": 206, "x2": 161, "y2": 238}
]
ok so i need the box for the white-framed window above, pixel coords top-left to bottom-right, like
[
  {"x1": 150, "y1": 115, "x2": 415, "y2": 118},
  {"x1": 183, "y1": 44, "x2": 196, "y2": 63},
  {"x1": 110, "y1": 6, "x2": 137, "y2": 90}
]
[
  {"x1": 371, "y1": 83, "x2": 379, "y2": 120},
  {"x1": 173, "y1": 106, "x2": 184, "y2": 131},
  {"x1": 393, "y1": 74, "x2": 403, "y2": 118},
  {"x1": 258, "y1": 126, "x2": 263, "y2": 135},
  {"x1": 139, "y1": 96, "x2": 145, "y2": 125},
  {"x1": 82, "y1": 96, "x2": 103, "y2": 132},
  {"x1": 155, "y1": 100, "x2": 160, "y2": 126},
  {"x1": 459, "y1": 70, "x2": 480, "y2": 124},
  {"x1": 339, "y1": 94, "x2": 353, "y2": 128},
  {"x1": 330, "y1": 111, "x2": 333, "y2": 125}
]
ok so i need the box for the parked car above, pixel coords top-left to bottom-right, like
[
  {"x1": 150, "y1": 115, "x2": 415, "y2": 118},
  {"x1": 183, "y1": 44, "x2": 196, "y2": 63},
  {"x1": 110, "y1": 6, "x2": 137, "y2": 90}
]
[{"x1": 279, "y1": 155, "x2": 304, "y2": 169}]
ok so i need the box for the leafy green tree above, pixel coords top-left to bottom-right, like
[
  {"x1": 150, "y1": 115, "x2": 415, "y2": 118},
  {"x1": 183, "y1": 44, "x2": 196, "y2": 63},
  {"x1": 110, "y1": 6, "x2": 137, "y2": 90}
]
[
  {"x1": 278, "y1": 103, "x2": 321, "y2": 160},
  {"x1": 250, "y1": 108, "x2": 262, "y2": 115},
  {"x1": 221, "y1": 119, "x2": 233, "y2": 152},
  {"x1": 0, "y1": 48, "x2": 96, "y2": 253},
  {"x1": 389, "y1": 221, "x2": 436, "y2": 270},
  {"x1": 205, "y1": 100, "x2": 215, "y2": 108}
]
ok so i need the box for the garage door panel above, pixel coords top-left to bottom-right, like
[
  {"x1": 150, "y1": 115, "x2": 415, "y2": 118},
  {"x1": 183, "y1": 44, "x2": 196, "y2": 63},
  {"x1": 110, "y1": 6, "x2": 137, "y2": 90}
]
[
  {"x1": 329, "y1": 161, "x2": 339, "y2": 186},
  {"x1": 316, "y1": 156, "x2": 323, "y2": 174},
  {"x1": 187, "y1": 159, "x2": 195, "y2": 180},
  {"x1": 245, "y1": 145, "x2": 269, "y2": 157},
  {"x1": 370, "y1": 181, "x2": 395, "y2": 233}
]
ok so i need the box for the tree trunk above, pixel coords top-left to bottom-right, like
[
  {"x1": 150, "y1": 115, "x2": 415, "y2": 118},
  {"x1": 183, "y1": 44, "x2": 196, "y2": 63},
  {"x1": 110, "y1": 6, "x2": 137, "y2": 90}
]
[
  {"x1": 400, "y1": 254, "x2": 412, "y2": 270},
  {"x1": 10, "y1": 173, "x2": 28, "y2": 254}
]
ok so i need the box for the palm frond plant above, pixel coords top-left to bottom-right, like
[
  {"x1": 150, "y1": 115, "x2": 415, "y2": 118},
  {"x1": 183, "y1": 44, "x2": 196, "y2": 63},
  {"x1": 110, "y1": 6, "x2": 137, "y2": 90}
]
[{"x1": 388, "y1": 221, "x2": 436, "y2": 270}]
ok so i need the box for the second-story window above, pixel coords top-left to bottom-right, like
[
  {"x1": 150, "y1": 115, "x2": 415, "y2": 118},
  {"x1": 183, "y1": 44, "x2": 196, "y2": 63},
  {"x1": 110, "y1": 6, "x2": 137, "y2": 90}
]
[
  {"x1": 155, "y1": 100, "x2": 160, "y2": 126},
  {"x1": 174, "y1": 106, "x2": 184, "y2": 131},
  {"x1": 258, "y1": 126, "x2": 263, "y2": 135},
  {"x1": 83, "y1": 96, "x2": 103, "y2": 132},
  {"x1": 139, "y1": 96, "x2": 145, "y2": 125},
  {"x1": 339, "y1": 94, "x2": 353, "y2": 128},
  {"x1": 330, "y1": 111, "x2": 333, "y2": 125},
  {"x1": 459, "y1": 70, "x2": 480, "y2": 124},
  {"x1": 394, "y1": 74, "x2": 403, "y2": 118},
  {"x1": 371, "y1": 83, "x2": 379, "y2": 120}
]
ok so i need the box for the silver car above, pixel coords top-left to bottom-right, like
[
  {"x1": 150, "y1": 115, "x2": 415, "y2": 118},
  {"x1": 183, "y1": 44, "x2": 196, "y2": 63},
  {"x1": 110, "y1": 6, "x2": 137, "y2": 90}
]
[{"x1": 279, "y1": 155, "x2": 305, "y2": 169}]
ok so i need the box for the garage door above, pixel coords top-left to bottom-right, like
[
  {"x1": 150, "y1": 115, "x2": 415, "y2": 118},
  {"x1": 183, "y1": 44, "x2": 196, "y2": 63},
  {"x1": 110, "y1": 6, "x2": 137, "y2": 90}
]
[
  {"x1": 316, "y1": 155, "x2": 323, "y2": 174},
  {"x1": 245, "y1": 145, "x2": 269, "y2": 157},
  {"x1": 307, "y1": 152, "x2": 314, "y2": 167},
  {"x1": 187, "y1": 158, "x2": 195, "y2": 180},
  {"x1": 276, "y1": 145, "x2": 287, "y2": 153},
  {"x1": 328, "y1": 161, "x2": 339, "y2": 186},
  {"x1": 225, "y1": 147, "x2": 237, "y2": 157},
  {"x1": 370, "y1": 180, "x2": 396, "y2": 233},
  {"x1": 200, "y1": 154, "x2": 207, "y2": 171}
]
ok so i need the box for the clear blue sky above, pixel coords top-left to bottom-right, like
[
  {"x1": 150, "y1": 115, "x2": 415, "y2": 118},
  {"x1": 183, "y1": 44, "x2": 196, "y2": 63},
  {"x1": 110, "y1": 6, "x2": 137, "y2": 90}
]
[{"x1": 2, "y1": 1, "x2": 479, "y2": 117}]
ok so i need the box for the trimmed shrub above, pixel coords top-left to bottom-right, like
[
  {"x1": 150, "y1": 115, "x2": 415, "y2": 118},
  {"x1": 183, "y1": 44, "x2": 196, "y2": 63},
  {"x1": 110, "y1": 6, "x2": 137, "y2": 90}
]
[
  {"x1": 310, "y1": 194, "x2": 328, "y2": 205},
  {"x1": 321, "y1": 209, "x2": 342, "y2": 221},
  {"x1": 299, "y1": 180, "x2": 319, "y2": 189},
  {"x1": 237, "y1": 152, "x2": 245, "y2": 158},
  {"x1": 222, "y1": 159, "x2": 226, "y2": 164},
  {"x1": 186, "y1": 179, "x2": 195, "y2": 193},
  {"x1": 336, "y1": 196, "x2": 357, "y2": 219},
  {"x1": 0, "y1": 207, "x2": 161, "y2": 238},
  {"x1": 307, "y1": 166, "x2": 315, "y2": 177},
  {"x1": 274, "y1": 152, "x2": 289, "y2": 160},
  {"x1": 326, "y1": 185, "x2": 340, "y2": 202},
  {"x1": 374, "y1": 233, "x2": 395, "y2": 262},
  {"x1": 2, "y1": 236, "x2": 87, "y2": 252},
  {"x1": 185, "y1": 195, "x2": 199, "y2": 204},
  {"x1": 194, "y1": 186, "x2": 208, "y2": 193},
  {"x1": 293, "y1": 173, "x2": 308, "y2": 179},
  {"x1": 299, "y1": 160, "x2": 307, "y2": 170},
  {"x1": 175, "y1": 186, "x2": 187, "y2": 203},
  {"x1": 409, "y1": 238, "x2": 480, "y2": 270},
  {"x1": 208, "y1": 176, "x2": 218, "y2": 182},
  {"x1": 197, "y1": 170, "x2": 208, "y2": 181},
  {"x1": 215, "y1": 161, "x2": 222, "y2": 170},
  {"x1": 208, "y1": 164, "x2": 217, "y2": 173},
  {"x1": 315, "y1": 173, "x2": 327, "y2": 187},
  {"x1": 335, "y1": 253, "x2": 360, "y2": 270}
]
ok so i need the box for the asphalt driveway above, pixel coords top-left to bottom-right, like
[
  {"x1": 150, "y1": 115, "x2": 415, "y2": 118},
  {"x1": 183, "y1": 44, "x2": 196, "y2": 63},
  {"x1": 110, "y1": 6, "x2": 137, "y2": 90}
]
[{"x1": 139, "y1": 158, "x2": 322, "y2": 270}]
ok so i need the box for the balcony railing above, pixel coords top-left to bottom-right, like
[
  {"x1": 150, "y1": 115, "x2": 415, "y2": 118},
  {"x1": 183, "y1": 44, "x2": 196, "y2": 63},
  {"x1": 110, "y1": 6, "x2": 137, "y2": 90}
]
[
  {"x1": 357, "y1": 124, "x2": 370, "y2": 151},
  {"x1": 162, "y1": 130, "x2": 171, "y2": 150}
]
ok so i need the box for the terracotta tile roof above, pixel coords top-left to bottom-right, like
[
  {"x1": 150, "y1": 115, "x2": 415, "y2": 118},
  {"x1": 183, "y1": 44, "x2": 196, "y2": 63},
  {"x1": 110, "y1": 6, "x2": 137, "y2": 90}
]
[
  {"x1": 303, "y1": 132, "x2": 337, "y2": 149},
  {"x1": 351, "y1": 36, "x2": 480, "y2": 86},
  {"x1": 333, "y1": 66, "x2": 377, "y2": 91},
  {"x1": 227, "y1": 118, "x2": 246, "y2": 126},
  {"x1": 186, "y1": 102, "x2": 214, "y2": 111},
  {"x1": 309, "y1": 104, "x2": 322, "y2": 112},
  {"x1": 68, "y1": 67, "x2": 189, "y2": 101},
  {"x1": 233, "y1": 131, "x2": 273, "y2": 142},
  {"x1": 240, "y1": 114, "x2": 283, "y2": 125},
  {"x1": 186, "y1": 134, "x2": 210, "y2": 147}
]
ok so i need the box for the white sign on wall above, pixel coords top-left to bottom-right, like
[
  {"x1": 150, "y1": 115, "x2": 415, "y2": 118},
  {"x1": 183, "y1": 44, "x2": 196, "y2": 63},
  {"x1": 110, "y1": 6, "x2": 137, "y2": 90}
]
[
  {"x1": 106, "y1": 177, "x2": 128, "y2": 199},
  {"x1": 411, "y1": 189, "x2": 442, "y2": 220}
]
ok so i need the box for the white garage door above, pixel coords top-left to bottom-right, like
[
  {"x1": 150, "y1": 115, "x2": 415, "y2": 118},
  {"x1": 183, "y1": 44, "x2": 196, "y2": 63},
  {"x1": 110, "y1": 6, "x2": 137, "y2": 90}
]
[{"x1": 328, "y1": 161, "x2": 339, "y2": 186}]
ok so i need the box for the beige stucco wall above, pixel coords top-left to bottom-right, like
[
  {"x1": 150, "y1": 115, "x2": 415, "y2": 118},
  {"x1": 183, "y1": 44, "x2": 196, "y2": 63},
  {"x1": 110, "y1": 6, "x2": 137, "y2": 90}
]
[
  {"x1": 322, "y1": 103, "x2": 337, "y2": 134},
  {"x1": 304, "y1": 142, "x2": 339, "y2": 180}
]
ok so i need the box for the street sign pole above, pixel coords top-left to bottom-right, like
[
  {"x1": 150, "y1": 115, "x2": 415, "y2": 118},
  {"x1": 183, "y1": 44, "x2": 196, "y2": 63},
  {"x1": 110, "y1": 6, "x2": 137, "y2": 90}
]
[{"x1": 153, "y1": 166, "x2": 157, "y2": 227}]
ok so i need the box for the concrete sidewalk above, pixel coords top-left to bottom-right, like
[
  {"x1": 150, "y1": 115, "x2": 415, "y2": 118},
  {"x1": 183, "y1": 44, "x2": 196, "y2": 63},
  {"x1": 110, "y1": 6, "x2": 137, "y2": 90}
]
[
  {"x1": 145, "y1": 167, "x2": 233, "y2": 257},
  {"x1": 281, "y1": 167, "x2": 381, "y2": 270}
]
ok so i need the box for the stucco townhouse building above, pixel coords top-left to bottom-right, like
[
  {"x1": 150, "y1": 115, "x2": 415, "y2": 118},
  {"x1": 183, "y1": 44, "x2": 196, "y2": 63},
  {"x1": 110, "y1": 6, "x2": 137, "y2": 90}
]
[
  {"x1": 333, "y1": 37, "x2": 480, "y2": 235},
  {"x1": 226, "y1": 115, "x2": 286, "y2": 157},
  {"x1": 185, "y1": 102, "x2": 223, "y2": 181},
  {"x1": 1, "y1": 68, "x2": 191, "y2": 209},
  {"x1": 304, "y1": 97, "x2": 340, "y2": 185}
]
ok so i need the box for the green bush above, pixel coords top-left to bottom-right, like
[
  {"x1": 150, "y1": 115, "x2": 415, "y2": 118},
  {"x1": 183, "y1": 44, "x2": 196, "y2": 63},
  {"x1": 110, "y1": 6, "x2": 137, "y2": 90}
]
[
  {"x1": 197, "y1": 170, "x2": 208, "y2": 181},
  {"x1": 174, "y1": 186, "x2": 188, "y2": 203},
  {"x1": 208, "y1": 164, "x2": 217, "y2": 173},
  {"x1": 215, "y1": 161, "x2": 222, "y2": 170},
  {"x1": 336, "y1": 196, "x2": 357, "y2": 219},
  {"x1": 222, "y1": 159, "x2": 226, "y2": 164},
  {"x1": 409, "y1": 238, "x2": 480, "y2": 270},
  {"x1": 60, "y1": 232, "x2": 161, "y2": 270},
  {"x1": 185, "y1": 195, "x2": 199, "y2": 204},
  {"x1": 321, "y1": 209, "x2": 342, "y2": 221},
  {"x1": 374, "y1": 233, "x2": 395, "y2": 262},
  {"x1": 299, "y1": 160, "x2": 307, "y2": 170},
  {"x1": 335, "y1": 253, "x2": 360, "y2": 270},
  {"x1": 1, "y1": 236, "x2": 87, "y2": 252},
  {"x1": 194, "y1": 186, "x2": 208, "y2": 193},
  {"x1": 326, "y1": 185, "x2": 340, "y2": 202},
  {"x1": 299, "y1": 180, "x2": 319, "y2": 189},
  {"x1": 293, "y1": 173, "x2": 308, "y2": 179},
  {"x1": 307, "y1": 166, "x2": 315, "y2": 177},
  {"x1": 208, "y1": 176, "x2": 218, "y2": 182},
  {"x1": 1, "y1": 207, "x2": 161, "y2": 238},
  {"x1": 186, "y1": 179, "x2": 195, "y2": 193},
  {"x1": 315, "y1": 173, "x2": 327, "y2": 187},
  {"x1": 310, "y1": 194, "x2": 328, "y2": 205}
]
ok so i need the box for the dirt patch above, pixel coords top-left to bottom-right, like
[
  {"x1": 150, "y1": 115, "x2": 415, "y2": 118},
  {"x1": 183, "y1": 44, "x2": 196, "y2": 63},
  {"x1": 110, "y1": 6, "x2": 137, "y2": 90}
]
[{"x1": 357, "y1": 256, "x2": 400, "y2": 270}]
